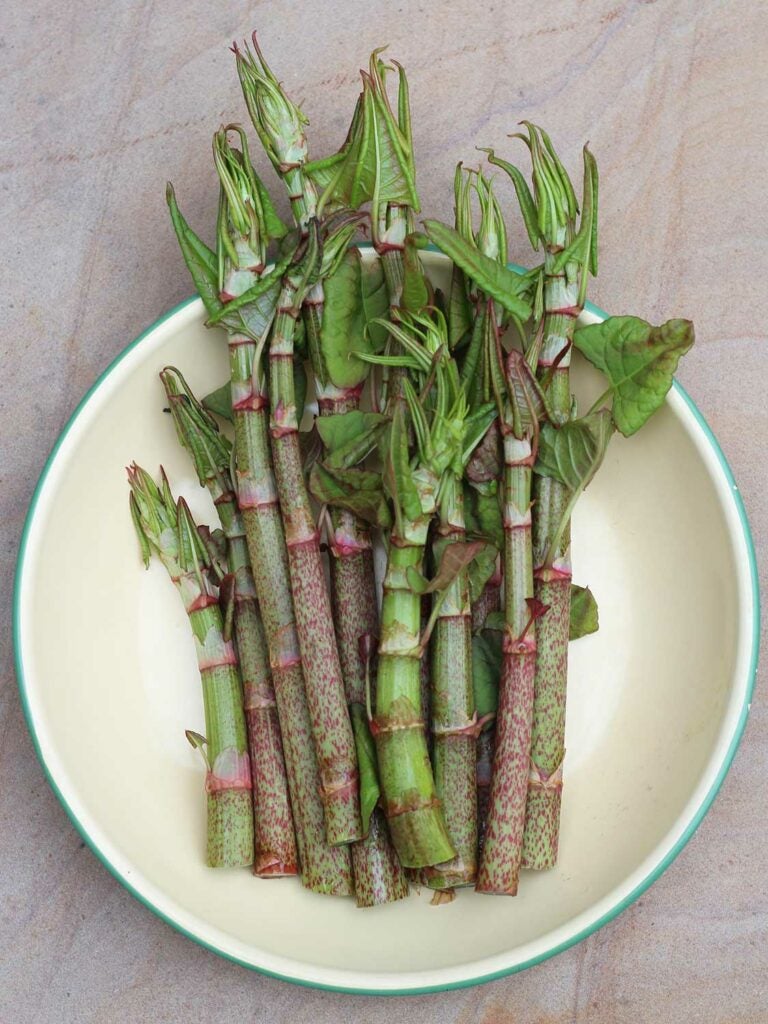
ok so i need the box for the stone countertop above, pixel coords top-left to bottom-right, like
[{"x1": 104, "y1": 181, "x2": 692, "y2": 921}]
[{"x1": 1, "y1": 1, "x2": 765, "y2": 1021}]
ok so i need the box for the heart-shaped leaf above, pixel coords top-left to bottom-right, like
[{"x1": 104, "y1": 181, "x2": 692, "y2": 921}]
[{"x1": 573, "y1": 316, "x2": 694, "y2": 436}]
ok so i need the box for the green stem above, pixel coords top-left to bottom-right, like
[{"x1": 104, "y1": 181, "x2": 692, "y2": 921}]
[
  {"x1": 424, "y1": 478, "x2": 477, "y2": 889},
  {"x1": 476, "y1": 433, "x2": 536, "y2": 895},
  {"x1": 374, "y1": 511, "x2": 455, "y2": 869},
  {"x1": 270, "y1": 288, "x2": 363, "y2": 846},
  {"x1": 185, "y1": 596, "x2": 254, "y2": 868}
]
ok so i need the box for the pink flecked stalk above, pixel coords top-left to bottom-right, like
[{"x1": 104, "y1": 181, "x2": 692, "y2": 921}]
[{"x1": 476, "y1": 338, "x2": 545, "y2": 896}]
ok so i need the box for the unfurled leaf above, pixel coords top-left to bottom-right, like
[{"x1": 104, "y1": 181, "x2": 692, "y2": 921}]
[
  {"x1": 472, "y1": 631, "x2": 501, "y2": 720},
  {"x1": 401, "y1": 233, "x2": 430, "y2": 313},
  {"x1": 316, "y1": 410, "x2": 387, "y2": 469},
  {"x1": 466, "y1": 421, "x2": 501, "y2": 484},
  {"x1": 350, "y1": 704, "x2": 380, "y2": 835},
  {"x1": 202, "y1": 382, "x2": 233, "y2": 423},
  {"x1": 570, "y1": 584, "x2": 599, "y2": 640},
  {"x1": 407, "y1": 540, "x2": 486, "y2": 595},
  {"x1": 535, "y1": 410, "x2": 613, "y2": 492},
  {"x1": 320, "y1": 249, "x2": 364, "y2": 388},
  {"x1": 360, "y1": 258, "x2": 390, "y2": 351},
  {"x1": 294, "y1": 357, "x2": 308, "y2": 423},
  {"x1": 484, "y1": 611, "x2": 505, "y2": 632},
  {"x1": 321, "y1": 250, "x2": 391, "y2": 389},
  {"x1": 448, "y1": 262, "x2": 472, "y2": 350},
  {"x1": 424, "y1": 220, "x2": 531, "y2": 321},
  {"x1": 573, "y1": 316, "x2": 695, "y2": 436},
  {"x1": 166, "y1": 184, "x2": 222, "y2": 319},
  {"x1": 474, "y1": 488, "x2": 504, "y2": 551},
  {"x1": 308, "y1": 463, "x2": 392, "y2": 528},
  {"x1": 468, "y1": 543, "x2": 498, "y2": 603}
]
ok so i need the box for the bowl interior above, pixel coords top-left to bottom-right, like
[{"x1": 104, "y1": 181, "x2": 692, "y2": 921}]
[{"x1": 16, "y1": 251, "x2": 754, "y2": 991}]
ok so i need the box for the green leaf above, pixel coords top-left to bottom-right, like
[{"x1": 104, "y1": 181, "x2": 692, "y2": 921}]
[
  {"x1": 319, "y1": 250, "x2": 365, "y2": 388},
  {"x1": 535, "y1": 410, "x2": 613, "y2": 492},
  {"x1": 294, "y1": 357, "x2": 307, "y2": 424},
  {"x1": 308, "y1": 463, "x2": 392, "y2": 528},
  {"x1": 472, "y1": 631, "x2": 501, "y2": 721},
  {"x1": 407, "y1": 540, "x2": 486, "y2": 595},
  {"x1": 447, "y1": 263, "x2": 472, "y2": 350},
  {"x1": 573, "y1": 316, "x2": 695, "y2": 436},
  {"x1": 166, "y1": 184, "x2": 222, "y2": 319},
  {"x1": 316, "y1": 410, "x2": 388, "y2": 469},
  {"x1": 401, "y1": 233, "x2": 430, "y2": 313},
  {"x1": 424, "y1": 220, "x2": 532, "y2": 321},
  {"x1": 360, "y1": 257, "x2": 390, "y2": 352},
  {"x1": 474, "y1": 487, "x2": 504, "y2": 551},
  {"x1": 202, "y1": 382, "x2": 233, "y2": 423},
  {"x1": 569, "y1": 583, "x2": 599, "y2": 640},
  {"x1": 350, "y1": 704, "x2": 380, "y2": 836},
  {"x1": 484, "y1": 611, "x2": 505, "y2": 632},
  {"x1": 468, "y1": 543, "x2": 498, "y2": 604},
  {"x1": 466, "y1": 421, "x2": 501, "y2": 485}
]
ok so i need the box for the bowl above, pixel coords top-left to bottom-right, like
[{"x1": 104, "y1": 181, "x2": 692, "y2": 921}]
[{"x1": 13, "y1": 250, "x2": 759, "y2": 993}]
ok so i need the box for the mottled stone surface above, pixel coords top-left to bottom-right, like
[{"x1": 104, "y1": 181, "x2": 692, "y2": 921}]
[{"x1": 1, "y1": 0, "x2": 766, "y2": 1020}]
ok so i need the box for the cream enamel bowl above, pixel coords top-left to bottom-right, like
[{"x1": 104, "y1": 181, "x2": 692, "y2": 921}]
[{"x1": 14, "y1": 250, "x2": 758, "y2": 994}]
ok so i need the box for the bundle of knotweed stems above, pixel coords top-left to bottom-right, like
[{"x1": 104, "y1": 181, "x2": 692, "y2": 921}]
[{"x1": 128, "y1": 36, "x2": 694, "y2": 906}]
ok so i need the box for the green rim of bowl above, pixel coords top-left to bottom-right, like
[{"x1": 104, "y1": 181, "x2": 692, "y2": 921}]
[{"x1": 13, "y1": 283, "x2": 760, "y2": 996}]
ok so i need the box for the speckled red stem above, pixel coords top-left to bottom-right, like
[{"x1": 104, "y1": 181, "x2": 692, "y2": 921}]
[
  {"x1": 270, "y1": 297, "x2": 362, "y2": 846},
  {"x1": 476, "y1": 434, "x2": 536, "y2": 895},
  {"x1": 522, "y1": 252, "x2": 580, "y2": 869},
  {"x1": 231, "y1": 325, "x2": 352, "y2": 895},
  {"x1": 319, "y1": 384, "x2": 408, "y2": 905},
  {"x1": 212, "y1": 486, "x2": 297, "y2": 877}
]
